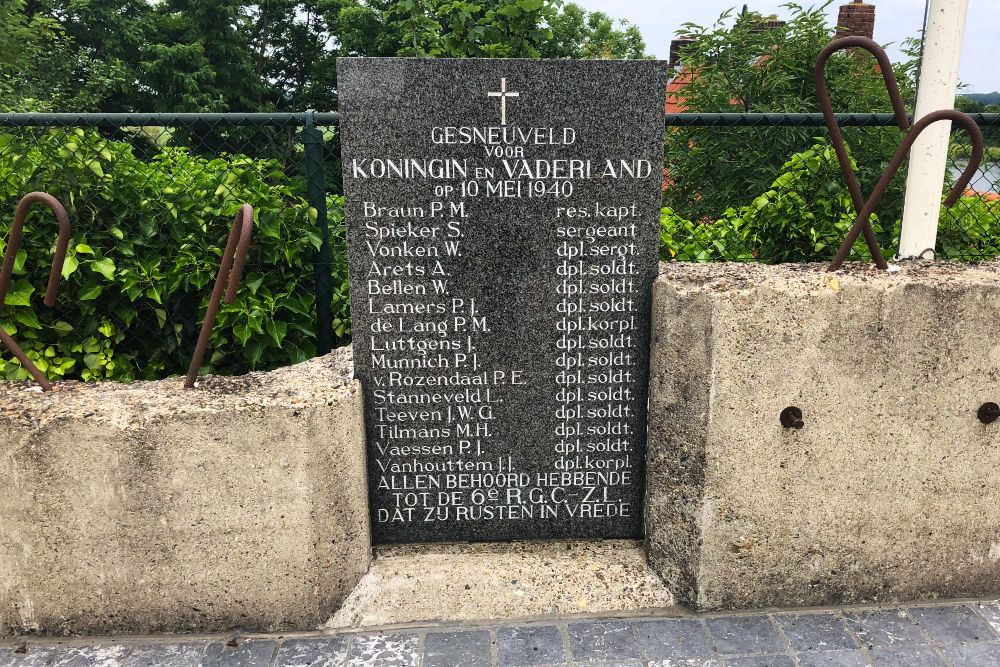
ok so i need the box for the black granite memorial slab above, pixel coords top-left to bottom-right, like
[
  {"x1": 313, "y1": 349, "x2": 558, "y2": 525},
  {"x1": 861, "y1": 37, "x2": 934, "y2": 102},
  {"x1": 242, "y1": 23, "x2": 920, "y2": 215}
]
[{"x1": 339, "y1": 58, "x2": 668, "y2": 543}]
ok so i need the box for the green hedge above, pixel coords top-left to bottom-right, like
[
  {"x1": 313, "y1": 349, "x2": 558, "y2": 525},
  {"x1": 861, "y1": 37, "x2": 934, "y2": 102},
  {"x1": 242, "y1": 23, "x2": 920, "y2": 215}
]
[
  {"x1": 661, "y1": 139, "x2": 1000, "y2": 264},
  {"x1": 1, "y1": 132, "x2": 997, "y2": 383},
  {"x1": 0, "y1": 127, "x2": 349, "y2": 382}
]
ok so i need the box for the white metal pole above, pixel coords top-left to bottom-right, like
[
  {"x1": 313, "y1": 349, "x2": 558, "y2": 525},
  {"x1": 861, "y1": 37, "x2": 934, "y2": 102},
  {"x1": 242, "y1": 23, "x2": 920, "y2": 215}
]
[{"x1": 897, "y1": 0, "x2": 969, "y2": 260}]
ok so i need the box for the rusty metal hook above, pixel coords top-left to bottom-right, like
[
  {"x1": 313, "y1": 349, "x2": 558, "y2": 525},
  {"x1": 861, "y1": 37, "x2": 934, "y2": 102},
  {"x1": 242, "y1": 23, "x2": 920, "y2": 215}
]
[
  {"x1": 828, "y1": 110, "x2": 984, "y2": 270},
  {"x1": 185, "y1": 204, "x2": 254, "y2": 388},
  {"x1": 815, "y1": 36, "x2": 910, "y2": 270},
  {"x1": 0, "y1": 192, "x2": 71, "y2": 391},
  {"x1": 816, "y1": 36, "x2": 985, "y2": 271}
]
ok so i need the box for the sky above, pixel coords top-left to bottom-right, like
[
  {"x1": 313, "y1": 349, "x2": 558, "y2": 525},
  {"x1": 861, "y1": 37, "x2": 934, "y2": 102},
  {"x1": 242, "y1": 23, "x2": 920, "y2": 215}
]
[{"x1": 567, "y1": 1, "x2": 998, "y2": 94}]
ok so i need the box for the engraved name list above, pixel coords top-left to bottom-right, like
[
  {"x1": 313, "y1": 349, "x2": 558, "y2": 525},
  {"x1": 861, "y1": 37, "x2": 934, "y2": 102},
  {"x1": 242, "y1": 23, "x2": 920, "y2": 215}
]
[{"x1": 339, "y1": 59, "x2": 668, "y2": 543}]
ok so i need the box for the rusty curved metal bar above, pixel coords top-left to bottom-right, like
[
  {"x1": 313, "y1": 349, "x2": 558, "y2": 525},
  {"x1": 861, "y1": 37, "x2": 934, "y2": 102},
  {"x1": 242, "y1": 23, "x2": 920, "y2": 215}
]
[
  {"x1": 185, "y1": 204, "x2": 254, "y2": 388},
  {"x1": 814, "y1": 36, "x2": 910, "y2": 270},
  {"x1": 0, "y1": 192, "x2": 71, "y2": 391},
  {"x1": 828, "y1": 110, "x2": 984, "y2": 270}
]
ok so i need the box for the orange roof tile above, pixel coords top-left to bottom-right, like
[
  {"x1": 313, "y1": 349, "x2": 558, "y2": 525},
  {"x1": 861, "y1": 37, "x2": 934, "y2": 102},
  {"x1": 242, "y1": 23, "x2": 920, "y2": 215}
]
[{"x1": 665, "y1": 67, "x2": 692, "y2": 113}]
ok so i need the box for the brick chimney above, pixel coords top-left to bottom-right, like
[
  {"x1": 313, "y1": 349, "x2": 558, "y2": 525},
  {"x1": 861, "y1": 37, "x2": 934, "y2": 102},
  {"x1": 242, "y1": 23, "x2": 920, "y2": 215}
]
[
  {"x1": 669, "y1": 37, "x2": 696, "y2": 69},
  {"x1": 748, "y1": 16, "x2": 786, "y2": 35},
  {"x1": 836, "y1": 1, "x2": 875, "y2": 40}
]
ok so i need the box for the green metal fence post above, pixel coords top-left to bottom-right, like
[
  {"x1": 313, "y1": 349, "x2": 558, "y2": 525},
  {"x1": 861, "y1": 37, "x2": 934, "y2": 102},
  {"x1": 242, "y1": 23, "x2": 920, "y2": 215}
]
[{"x1": 303, "y1": 109, "x2": 334, "y2": 355}]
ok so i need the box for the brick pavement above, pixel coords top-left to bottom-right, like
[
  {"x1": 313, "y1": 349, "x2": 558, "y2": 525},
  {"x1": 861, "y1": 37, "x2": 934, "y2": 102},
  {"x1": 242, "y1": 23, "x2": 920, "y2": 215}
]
[{"x1": 2, "y1": 599, "x2": 1000, "y2": 666}]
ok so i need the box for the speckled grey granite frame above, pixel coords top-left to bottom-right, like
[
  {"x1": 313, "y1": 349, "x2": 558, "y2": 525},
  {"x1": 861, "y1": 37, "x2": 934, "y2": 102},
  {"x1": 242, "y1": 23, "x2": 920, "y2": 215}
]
[{"x1": 339, "y1": 58, "x2": 668, "y2": 543}]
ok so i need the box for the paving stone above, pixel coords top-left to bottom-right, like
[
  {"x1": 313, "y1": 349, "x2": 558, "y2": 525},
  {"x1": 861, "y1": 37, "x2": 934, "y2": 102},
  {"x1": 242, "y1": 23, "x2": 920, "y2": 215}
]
[
  {"x1": 843, "y1": 609, "x2": 927, "y2": 649},
  {"x1": 51, "y1": 645, "x2": 131, "y2": 666},
  {"x1": 973, "y1": 602, "x2": 1000, "y2": 637},
  {"x1": 795, "y1": 650, "x2": 869, "y2": 666},
  {"x1": 567, "y1": 621, "x2": 639, "y2": 662},
  {"x1": 122, "y1": 643, "x2": 203, "y2": 666},
  {"x1": 637, "y1": 619, "x2": 714, "y2": 659},
  {"x1": 908, "y1": 605, "x2": 996, "y2": 644},
  {"x1": 774, "y1": 613, "x2": 857, "y2": 652},
  {"x1": 0, "y1": 646, "x2": 59, "y2": 667},
  {"x1": 496, "y1": 626, "x2": 566, "y2": 667},
  {"x1": 18, "y1": 601, "x2": 1000, "y2": 667},
  {"x1": 867, "y1": 645, "x2": 946, "y2": 666},
  {"x1": 720, "y1": 656, "x2": 794, "y2": 667},
  {"x1": 274, "y1": 636, "x2": 350, "y2": 666},
  {"x1": 422, "y1": 631, "x2": 491, "y2": 667},
  {"x1": 705, "y1": 615, "x2": 784, "y2": 656},
  {"x1": 346, "y1": 633, "x2": 418, "y2": 667},
  {"x1": 200, "y1": 640, "x2": 277, "y2": 667},
  {"x1": 941, "y1": 643, "x2": 1000, "y2": 666}
]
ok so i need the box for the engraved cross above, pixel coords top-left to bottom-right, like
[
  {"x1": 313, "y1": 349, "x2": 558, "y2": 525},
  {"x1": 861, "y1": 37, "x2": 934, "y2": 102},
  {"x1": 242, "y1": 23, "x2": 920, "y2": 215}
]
[{"x1": 487, "y1": 77, "x2": 519, "y2": 126}]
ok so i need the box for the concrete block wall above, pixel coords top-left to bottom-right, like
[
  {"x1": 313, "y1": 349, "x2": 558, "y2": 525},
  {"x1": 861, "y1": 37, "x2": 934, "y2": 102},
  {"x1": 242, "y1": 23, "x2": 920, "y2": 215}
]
[
  {"x1": 0, "y1": 348, "x2": 369, "y2": 636},
  {"x1": 646, "y1": 261, "x2": 1000, "y2": 610},
  {"x1": 5, "y1": 260, "x2": 1000, "y2": 633}
]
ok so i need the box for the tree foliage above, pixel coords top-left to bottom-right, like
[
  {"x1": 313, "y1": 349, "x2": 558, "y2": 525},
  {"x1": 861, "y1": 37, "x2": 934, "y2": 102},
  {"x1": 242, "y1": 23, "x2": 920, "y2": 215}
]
[
  {"x1": 0, "y1": 0, "x2": 127, "y2": 111},
  {"x1": 3, "y1": 0, "x2": 650, "y2": 113},
  {"x1": 955, "y1": 97, "x2": 1000, "y2": 146},
  {"x1": 542, "y1": 3, "x2": 648, "y2": 60},
  {"x1": 664, "y1": 2, "x2": 921, "y2": 226},
  {"x1": 672, "y1": 2, "x2": 918, "y2": 113}
]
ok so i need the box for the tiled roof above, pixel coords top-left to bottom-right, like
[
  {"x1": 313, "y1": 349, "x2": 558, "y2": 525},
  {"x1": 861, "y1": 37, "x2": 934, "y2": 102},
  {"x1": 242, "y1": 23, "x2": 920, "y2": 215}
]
[{"x1": 665, "y1": 67, "x2": 692, "y2": 113}]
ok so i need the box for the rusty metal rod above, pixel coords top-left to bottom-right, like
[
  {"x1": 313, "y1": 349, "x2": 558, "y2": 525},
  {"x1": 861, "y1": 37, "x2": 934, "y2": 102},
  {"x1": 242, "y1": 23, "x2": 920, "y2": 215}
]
[
  {"x1": 0, "y1": 327, "x2": 52, "y2": 390},
  {"x1": 0, "y1": 193, "x2": 71, "y2": 391},
  {"x1": 185, "y1": 204, "x2": 254, "y2": 388},
  {"x1": 814, "y1": 36, "x2": 910, "y2": 270},
  {"x1": 828, "y1": 110, "x2": 984, "y2": 270},
  {"x1": 0, "y1": 192, "x2": 71, "y2": 315}
]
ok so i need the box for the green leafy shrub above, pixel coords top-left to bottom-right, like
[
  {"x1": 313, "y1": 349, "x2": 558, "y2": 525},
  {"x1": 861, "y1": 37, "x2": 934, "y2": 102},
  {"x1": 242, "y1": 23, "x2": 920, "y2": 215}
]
[
  {"x1": 724, "y1": 140, "x2": 891, "y2": 264},
  {"x1": 663, "y1": 138, "x2": 1000, "y2": 265},
  {"x1": 660, "y1": 208, "x2": 745, "y2": 262},
  {"x1": 928, "y1": 196, "x2": 1000, "y2": 260},
  {"x1": 0, "y1": 127, "x2": 348, "y2": 382},
  {"x1": 3, "y1": 129, "x2": 996, "y2": 385},
  {"x1": 663, "y1": 140, "x2": 887, "y2": 264}
]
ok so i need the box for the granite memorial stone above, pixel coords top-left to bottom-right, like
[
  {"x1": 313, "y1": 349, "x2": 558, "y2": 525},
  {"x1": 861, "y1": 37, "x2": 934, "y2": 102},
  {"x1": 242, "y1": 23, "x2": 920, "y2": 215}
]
[{"x1": 339, "y1": 58, "x2": 667, "y2": 543}]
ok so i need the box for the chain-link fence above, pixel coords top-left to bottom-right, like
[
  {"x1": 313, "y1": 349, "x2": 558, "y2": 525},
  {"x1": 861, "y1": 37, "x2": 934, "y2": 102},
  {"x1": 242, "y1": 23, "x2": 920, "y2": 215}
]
[
  {"x1": 0, "y1": 111, "x2": 997, "y2": 383},
  {"x1": 0, "y1": 112, "x2": 343, "y2": 383},
  {"x1": 662, "y1": 113, "x2": 1000, "y2": 264}
]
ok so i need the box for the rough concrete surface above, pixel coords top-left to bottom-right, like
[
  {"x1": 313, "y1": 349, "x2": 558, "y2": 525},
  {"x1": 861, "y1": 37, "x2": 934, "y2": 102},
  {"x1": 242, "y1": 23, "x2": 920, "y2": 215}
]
[
  {"x1": 646, "y1": 260, "x2": 1000, "y2": 611},
  {"x1": 0, "y1": 348, "x2": 370, "y2": 637},
  {"x1": 325, "y1": 540, "x2": 676, "y2": 628}
]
